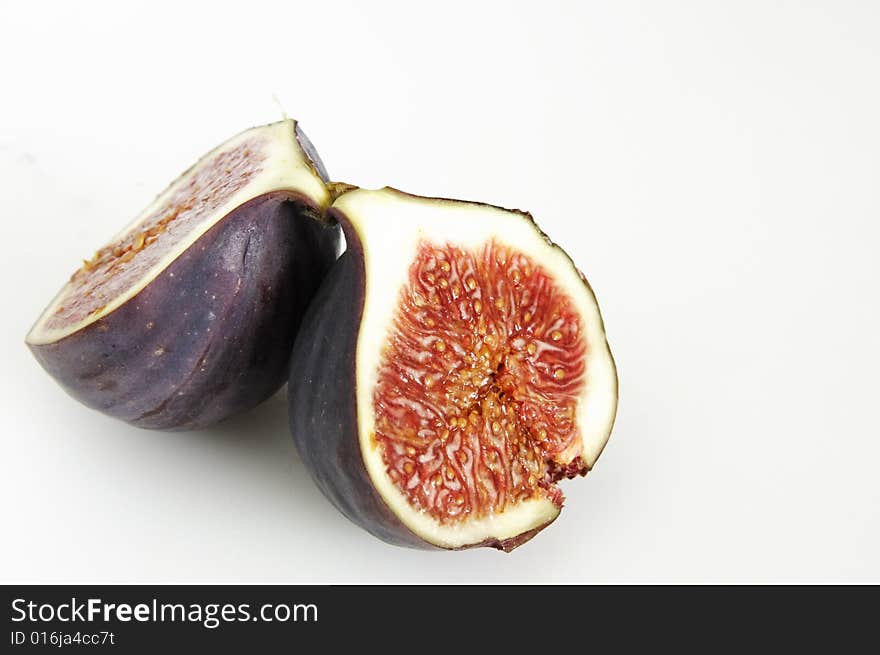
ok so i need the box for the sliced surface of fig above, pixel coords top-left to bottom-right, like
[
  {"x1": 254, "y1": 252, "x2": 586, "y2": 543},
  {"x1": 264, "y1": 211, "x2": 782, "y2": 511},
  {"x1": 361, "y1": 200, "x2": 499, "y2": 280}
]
[
  {"x1": 27, "y1": 119, "x2": 340, "y2": 430},
  {"x1": 289, "y1": 187, "x2": 617, "y2": 550}
]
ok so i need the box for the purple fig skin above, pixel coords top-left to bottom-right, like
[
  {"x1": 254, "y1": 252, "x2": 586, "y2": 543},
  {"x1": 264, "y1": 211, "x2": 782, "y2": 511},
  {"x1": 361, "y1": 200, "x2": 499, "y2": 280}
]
[
  {"x1": 287, "y1": 215, "x2": 553, "y2": 550},
  {"x1": 295, "y1": 124, "x2": 330, "y2": 183},
  {"x1": 288, "y1": 241, "x2": 430, "y2": 548},
  {"x1": 29, "y1": 191, "x2": 340, "y2": 430}
]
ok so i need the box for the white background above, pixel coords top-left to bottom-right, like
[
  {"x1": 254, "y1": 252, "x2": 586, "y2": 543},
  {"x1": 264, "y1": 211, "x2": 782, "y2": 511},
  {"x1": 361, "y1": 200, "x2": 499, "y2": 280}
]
[{"x1": 1, "y1": 1, "x2": 878, "y2": 583}]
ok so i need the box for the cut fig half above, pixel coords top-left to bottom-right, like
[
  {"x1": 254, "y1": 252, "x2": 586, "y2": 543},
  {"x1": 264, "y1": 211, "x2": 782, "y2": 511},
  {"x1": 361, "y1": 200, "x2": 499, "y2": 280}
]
[
  {"x1": 289, "y1": 187, "x2": 617, "y2": 550},
  {"x1": 27, "y1": 119, "x2": 340, "y2": 430}
]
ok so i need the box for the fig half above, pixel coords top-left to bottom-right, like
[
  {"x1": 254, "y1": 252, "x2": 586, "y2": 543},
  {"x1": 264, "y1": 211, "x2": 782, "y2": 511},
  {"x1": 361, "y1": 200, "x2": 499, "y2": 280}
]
[
  {"x1": 289, "y1": 188, "x2": 618, "y2": 550},
  {"x1": 27, "y1": 119, "x2": 340, "y2": 430}
]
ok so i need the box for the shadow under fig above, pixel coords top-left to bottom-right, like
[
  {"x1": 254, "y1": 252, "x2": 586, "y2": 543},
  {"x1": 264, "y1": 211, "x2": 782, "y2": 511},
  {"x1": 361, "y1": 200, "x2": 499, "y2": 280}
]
[
  {"x1": 161, "y1": 386, "x2": 326, "y2": 514},
  {"x1": 131, "y1": 386, "x2": 368, "y2": 551},
  {"x1": 187, "y1": 385, "x2": 293, "y2": 447}
]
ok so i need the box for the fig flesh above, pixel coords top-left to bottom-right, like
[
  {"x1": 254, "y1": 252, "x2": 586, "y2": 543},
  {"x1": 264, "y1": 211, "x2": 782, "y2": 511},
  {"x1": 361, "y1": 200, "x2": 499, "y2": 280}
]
[
  {"x1": 289, "y1": 188, "x2": 617, "y2": 550},
  {"x1": 27, "y1": 120, "x2": 340, "y2": 430}
]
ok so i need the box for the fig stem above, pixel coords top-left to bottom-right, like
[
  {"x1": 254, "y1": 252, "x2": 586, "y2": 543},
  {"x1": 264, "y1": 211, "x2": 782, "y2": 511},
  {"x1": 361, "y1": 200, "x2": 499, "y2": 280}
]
[
  {"x1": 327, "y1": 181, "x2": 359, "y2": 202},
  {"x1": 271, "y1": 94, "x2": 288, "y2": 121}
]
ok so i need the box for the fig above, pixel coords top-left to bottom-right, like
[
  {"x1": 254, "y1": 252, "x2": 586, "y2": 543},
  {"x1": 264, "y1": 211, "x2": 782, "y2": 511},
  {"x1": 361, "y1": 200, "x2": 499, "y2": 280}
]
[
  {"x1": 26, "y1": 119, "x2": 340, "y2": 430},
  {"x1": 289, "y1": 187, "x2": 618, "y2": 550}
]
